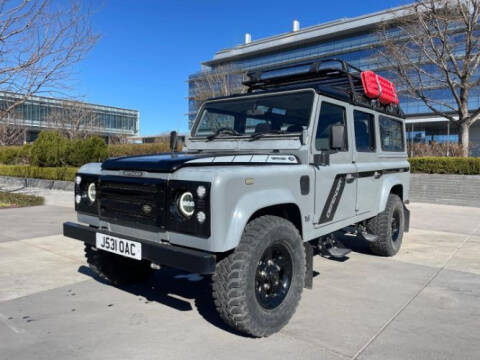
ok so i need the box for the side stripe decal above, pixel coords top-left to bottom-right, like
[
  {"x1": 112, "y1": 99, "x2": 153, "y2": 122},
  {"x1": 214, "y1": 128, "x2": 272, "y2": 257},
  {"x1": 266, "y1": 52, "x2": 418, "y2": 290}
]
[{"x1": 319, "y1": 174, "x2": 346, "y2": 224}]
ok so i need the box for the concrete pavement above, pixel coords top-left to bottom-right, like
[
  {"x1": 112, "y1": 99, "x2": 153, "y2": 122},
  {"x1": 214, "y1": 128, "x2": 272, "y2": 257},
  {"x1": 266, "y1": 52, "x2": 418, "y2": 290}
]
[{"x1": 0, "y1": 194, "x2": 479, "y2": 360}]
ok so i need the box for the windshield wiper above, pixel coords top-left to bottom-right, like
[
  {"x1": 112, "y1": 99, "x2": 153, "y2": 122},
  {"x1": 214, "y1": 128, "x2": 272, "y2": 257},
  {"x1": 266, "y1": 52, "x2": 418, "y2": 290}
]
[
  {"x1": 249, "y1": 130, "x2": 291, "y2": 141},
  {"x1": 206, "y1": 128, "x2": 241, "y2": 141}
]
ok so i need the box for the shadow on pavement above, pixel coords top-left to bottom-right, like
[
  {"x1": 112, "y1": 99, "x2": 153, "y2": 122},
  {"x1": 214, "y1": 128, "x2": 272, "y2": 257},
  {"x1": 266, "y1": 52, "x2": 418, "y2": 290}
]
[
  {"x1": 78, "y1": 265, "x2": 249, "y2": 337},
  {"x1": 77, "y1": 233, "x2": 374, "y2": 336}
]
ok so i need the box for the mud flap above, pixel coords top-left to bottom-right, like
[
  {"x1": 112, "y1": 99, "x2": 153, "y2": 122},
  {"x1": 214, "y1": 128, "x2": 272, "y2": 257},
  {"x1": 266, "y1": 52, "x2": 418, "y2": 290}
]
[
  {"x1": 304, "y1": 242, "x2": 313, "y2": 289},
  {"x1": 404, "y1": 204, "x2": 410, "y2": 233}
]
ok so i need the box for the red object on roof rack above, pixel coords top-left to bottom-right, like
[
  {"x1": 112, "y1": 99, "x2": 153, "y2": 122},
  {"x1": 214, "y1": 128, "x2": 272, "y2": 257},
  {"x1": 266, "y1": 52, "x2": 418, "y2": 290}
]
[{"x1": 361, "y1": 71, "x2": 399, "y2": 105}]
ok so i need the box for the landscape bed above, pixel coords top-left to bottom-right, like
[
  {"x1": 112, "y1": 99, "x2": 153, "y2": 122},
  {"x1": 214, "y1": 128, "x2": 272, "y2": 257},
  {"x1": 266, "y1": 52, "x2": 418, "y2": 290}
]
[{"x1": 0, "y1": 191, "x2": 44, "y2": 209}]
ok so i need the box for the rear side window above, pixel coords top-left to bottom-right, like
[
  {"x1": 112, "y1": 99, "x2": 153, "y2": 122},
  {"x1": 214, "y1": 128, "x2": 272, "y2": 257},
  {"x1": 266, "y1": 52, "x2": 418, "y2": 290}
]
[
  {"x1": 354, "y1": 111, "x2": 375, "y2": 152},
  {"x1": 379, "y1": 116, "x2": 405, "y2": 152},
  {"x1": 315, "y1": 102, "x2": 347, "y2": 151}
]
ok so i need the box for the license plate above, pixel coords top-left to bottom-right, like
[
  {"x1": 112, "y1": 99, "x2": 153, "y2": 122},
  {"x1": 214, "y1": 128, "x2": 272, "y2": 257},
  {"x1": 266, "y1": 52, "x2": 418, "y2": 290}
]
[{"x1": 95, "y1": 233, "x2": 142, "y2": 260}]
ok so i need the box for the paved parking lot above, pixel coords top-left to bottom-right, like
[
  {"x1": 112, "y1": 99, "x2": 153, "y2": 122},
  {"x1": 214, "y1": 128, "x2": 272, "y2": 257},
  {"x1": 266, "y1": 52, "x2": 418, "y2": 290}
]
[{"x1": 0, "y1": 191, "x2": 479, "y2": 360}]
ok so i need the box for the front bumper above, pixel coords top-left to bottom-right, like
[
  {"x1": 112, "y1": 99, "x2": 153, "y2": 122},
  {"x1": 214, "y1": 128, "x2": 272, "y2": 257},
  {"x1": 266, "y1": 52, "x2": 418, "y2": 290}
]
[{"x1": 63, "y1": 222, "x2": 216, "y2": 274}]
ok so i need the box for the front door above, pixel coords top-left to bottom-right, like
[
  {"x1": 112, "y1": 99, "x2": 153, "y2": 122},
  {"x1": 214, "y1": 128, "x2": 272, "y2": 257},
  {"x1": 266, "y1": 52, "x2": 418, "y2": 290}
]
[{"x1": 313, "y1": 99, "x2": 357, "y2": 226}]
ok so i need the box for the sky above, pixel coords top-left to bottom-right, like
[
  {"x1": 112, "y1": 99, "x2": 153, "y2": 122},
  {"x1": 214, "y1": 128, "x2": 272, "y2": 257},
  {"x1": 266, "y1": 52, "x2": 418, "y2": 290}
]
[{"x1": 76, "y1": 0, "x2": 408, "y2": 136}]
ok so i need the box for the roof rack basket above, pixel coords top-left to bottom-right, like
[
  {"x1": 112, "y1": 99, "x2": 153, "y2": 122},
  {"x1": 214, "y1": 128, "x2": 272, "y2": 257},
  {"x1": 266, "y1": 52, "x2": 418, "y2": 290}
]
[{"x1": 243, "y1": 59, "x2": 403, "y2": 117}]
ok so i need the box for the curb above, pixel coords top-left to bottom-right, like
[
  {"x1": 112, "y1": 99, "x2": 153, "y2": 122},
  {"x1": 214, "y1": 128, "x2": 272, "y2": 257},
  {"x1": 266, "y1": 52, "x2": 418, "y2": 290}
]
[{"x1": 0, "y1": 176, "x2": 74, "y2": 191}]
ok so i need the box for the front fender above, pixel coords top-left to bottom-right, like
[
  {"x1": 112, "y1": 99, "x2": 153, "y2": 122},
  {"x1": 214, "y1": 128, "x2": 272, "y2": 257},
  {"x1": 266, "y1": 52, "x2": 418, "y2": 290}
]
[{"x1": 219, "y1": 189, "x2": 300, "y2": 253}]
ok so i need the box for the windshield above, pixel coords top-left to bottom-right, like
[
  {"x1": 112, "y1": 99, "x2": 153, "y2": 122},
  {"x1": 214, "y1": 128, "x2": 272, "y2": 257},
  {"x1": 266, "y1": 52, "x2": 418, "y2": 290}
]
[{"x1": 193, "y1": 91, "x2": 315, "y2": 137}]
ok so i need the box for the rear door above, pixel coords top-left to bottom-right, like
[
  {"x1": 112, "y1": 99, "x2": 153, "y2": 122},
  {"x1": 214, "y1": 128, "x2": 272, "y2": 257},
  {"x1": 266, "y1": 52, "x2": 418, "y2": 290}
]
[
  {"x1": 352, "y1": 108, "x2": 380, "y2": 215},
  {"x1": 313, "y1": 99, "x2": 357, "y2": 225}
]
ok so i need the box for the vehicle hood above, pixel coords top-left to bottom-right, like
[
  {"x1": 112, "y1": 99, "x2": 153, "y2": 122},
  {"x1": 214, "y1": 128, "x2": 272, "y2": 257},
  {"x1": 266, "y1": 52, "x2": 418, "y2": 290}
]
[{"x1": 101, "y1": 152, "x2": 299, "y2": 173}]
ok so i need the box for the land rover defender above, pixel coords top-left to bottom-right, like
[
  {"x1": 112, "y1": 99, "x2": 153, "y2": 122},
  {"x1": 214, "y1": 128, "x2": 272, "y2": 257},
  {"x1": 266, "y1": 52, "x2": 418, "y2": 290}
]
[{"x1": 64, "y1": 59, "x2": 410, "y2": 337}]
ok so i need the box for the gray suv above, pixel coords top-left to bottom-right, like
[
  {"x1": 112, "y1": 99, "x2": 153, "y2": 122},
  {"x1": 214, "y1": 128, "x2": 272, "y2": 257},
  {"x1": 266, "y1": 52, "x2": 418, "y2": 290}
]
[{"x1": 64, "y1": 59, "x2": 410, "y2": 337}]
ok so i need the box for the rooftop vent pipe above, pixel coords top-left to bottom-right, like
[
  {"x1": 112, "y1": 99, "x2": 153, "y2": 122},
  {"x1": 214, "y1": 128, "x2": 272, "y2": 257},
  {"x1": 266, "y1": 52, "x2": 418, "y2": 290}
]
[
  {"x1": 293, "y1": 20, "x2": 300, "y2": 32},
  {"x1": 245, "y1": 33, "x2": 251, "y2": 44}
]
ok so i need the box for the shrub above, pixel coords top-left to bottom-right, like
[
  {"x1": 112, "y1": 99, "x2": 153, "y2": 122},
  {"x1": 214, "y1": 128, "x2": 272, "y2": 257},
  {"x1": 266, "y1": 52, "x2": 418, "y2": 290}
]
[
  {"x1": 0, "y1": 145, "x2": 31, "y2": 165},
  {"x1": 69, "y1": 136, "x2": 108, "y2": 167},
  {"x1": 108, "y1": 142, "x2": 172, "y2": 157},
  {"x1": 0, "y1": 165, "x2": 78, "y2": 181},
  {"x1": 30, "y1": 131, "x2": 71, "y2": 167},
  {"x1": 409, "y1": 157, "x2": 480, "y2": 175},
  {"x1": 0, "y1": 135, "x2": 178, "y2": 167}
]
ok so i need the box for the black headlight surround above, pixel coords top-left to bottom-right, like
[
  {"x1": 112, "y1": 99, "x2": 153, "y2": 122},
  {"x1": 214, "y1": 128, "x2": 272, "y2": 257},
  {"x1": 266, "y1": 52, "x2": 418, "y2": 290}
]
[
  {"x1": 167, "y1": 180, "x2": 211, "y2": 238},
  {"x1": 75, "y1": 173, "x2": 99, "y2": 215}
]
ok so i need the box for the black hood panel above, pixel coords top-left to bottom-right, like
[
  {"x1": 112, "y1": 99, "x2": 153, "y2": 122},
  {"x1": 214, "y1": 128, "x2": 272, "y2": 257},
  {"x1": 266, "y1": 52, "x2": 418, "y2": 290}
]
[
  {"x1": 101, "y1": 152, "x2": 299, "y2": 173},
  {"x1": 101, "y1": 153, "x2": 203, "y2": 173}
]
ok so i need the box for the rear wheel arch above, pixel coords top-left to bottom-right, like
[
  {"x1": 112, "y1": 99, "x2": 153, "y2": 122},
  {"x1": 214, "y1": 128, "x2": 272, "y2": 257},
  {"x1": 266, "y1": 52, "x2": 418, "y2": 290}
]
[
  {"x1": 390, "y1": 184, "x2": 403, "y2": 201},
  {"x1": 379, "y1": 182, "x2": 404, "y2": 213}
]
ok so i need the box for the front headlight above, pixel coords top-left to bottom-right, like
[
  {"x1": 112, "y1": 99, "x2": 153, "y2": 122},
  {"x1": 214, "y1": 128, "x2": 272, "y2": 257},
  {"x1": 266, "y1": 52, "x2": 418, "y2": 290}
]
[
  {"x1": 75, "y1": 173, "x2": 99, "y2": 215},
  {"x1": 87, "y1": 183, "x2": 97, "y2": 203},
  {"x1": 178, "y1": 191, "x2": 195, "y2": 217}
]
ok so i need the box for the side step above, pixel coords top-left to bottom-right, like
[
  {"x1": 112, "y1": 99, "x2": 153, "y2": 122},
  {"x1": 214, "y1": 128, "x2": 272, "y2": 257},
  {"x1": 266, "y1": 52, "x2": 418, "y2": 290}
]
[
  {"x1": 360, "y1": 231, "x2": 378, "y2": 243},
  {"x1": 320, "y1": 235, "x2": 351, "y2": 259},
  {"x1": 326, "y1": 246, "x2": 351, "y2": 259},
  {"x1": 343, "y1": 225, "x2": 378, "y2": 243}
]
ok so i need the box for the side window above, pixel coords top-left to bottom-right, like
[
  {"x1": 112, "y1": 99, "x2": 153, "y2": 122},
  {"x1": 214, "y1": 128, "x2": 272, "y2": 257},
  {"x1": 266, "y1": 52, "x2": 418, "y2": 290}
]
[
  {"x1": 315, "y1": 102, "x2": 347, "y2": 151},
  {"x1": 354, "y1": 110, "x2": 376, "y2": 152},
  {"x1": 379, "y1": 116, "x2": 405, "y2": 152}
]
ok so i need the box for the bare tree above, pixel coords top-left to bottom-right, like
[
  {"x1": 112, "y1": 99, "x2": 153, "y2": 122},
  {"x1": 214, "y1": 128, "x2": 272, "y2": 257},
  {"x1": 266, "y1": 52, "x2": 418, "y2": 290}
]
[
  {"x1": 191, "y1": 64, "x2": 247, "y2": 108},
  {"x1": 0, "y1": 0, "x2": 99, "y2": 145},
  {"x1": 377, "y1": 0, "x2": 480, "y2": 157},
  {"x1": 48, "y1": 100, "x2": 99, "y2": 140}
]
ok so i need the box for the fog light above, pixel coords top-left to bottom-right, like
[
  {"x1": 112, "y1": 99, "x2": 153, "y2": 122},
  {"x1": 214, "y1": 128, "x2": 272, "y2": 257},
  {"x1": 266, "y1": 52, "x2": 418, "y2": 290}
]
[
  {"x1": 75, "y1": 194, "x2": 82, "y2": 204},
  {"x1": 87, "y1": 183, "x2": 96, "y2": 203},
  {"x1": 75, "y1": 176, "x2": 82, "y2": 185},
  {"x1": 196, "y1": 185, "x2": 206, "y2": 199},
  {"x1": 196, "y1": 211, "x2": 206, "y2": 224}
]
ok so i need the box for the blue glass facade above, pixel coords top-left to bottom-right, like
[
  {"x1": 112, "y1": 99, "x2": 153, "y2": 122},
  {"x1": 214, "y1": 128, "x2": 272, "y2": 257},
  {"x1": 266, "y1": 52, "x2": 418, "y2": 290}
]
[
  {"x1": 188, "y1": 10, "x2": 480, "y2": 156},
  {"x1": 0, "y1": 92, "x2": 139, "y2": 143}
]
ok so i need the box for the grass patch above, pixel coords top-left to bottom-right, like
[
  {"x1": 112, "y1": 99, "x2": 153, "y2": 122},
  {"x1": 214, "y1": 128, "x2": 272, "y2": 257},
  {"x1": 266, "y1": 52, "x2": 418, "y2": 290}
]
[{"x1": 0, "y1": 191, "x2": 44, "y2": 209}]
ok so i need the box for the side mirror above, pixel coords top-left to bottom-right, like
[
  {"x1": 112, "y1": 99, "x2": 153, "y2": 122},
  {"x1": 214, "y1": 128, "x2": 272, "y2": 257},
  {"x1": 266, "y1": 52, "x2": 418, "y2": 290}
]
[
  {"x1": 330, "y1": 124, "x2": 345, "y2": 150},
  {"x1": 170, "y1": 131, "x2": 178, "y2": 152},
  {"x1": 301, "y1": 129, "x2": 308, "y2": 145}
]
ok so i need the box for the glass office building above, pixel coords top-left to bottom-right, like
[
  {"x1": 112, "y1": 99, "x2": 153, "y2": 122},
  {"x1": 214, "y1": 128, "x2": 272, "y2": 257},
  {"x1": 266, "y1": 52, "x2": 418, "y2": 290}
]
[
  {"x1": 0, "y1": 92, "x2": 139, "y2": 143},
  {"x1": 188, "y1": 5, "x2": 480, "y2": 156}
]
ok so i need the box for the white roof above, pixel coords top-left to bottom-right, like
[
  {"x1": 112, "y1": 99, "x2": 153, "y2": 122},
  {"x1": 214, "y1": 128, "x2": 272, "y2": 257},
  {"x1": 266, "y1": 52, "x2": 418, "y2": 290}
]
[{"x1": 203, "y1": 4, "x2": 412, "y2": 66}]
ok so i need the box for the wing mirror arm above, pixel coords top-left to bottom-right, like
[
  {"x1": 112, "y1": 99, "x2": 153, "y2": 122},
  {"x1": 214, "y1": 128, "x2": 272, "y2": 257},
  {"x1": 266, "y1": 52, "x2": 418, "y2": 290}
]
[{"x1": 170, "y1": 131, "x2": 178, "y2": 153}]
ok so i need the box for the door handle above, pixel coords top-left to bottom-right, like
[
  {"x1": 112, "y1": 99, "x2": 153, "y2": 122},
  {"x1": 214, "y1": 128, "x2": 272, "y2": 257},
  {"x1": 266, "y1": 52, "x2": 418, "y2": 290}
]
[{"x1": 345, "y1": 174, "x2": 355, "y2": 183}]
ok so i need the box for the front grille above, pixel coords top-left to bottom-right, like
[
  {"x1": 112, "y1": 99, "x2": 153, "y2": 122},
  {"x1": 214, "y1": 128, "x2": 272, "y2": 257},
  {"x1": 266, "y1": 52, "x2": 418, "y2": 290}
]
[{"x1": 98, "y1": 176, "x2": 167, "y2": 230}]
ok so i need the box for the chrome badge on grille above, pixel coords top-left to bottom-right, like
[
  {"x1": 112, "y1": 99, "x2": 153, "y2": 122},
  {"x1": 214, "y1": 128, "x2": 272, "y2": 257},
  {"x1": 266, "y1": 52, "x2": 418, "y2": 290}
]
[
  {"x1": 142, "y1": 204, "x2": 153, "y2": 214},
  {"x1": 122, "y1": 170, "x2": 143, "y2": 177}
]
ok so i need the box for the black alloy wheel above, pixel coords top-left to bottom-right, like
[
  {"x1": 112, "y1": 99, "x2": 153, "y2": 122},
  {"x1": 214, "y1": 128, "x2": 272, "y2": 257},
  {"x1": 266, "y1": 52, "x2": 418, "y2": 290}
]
[{"x1": 255, "y1": 243, "x2": 293, "y2": 310}]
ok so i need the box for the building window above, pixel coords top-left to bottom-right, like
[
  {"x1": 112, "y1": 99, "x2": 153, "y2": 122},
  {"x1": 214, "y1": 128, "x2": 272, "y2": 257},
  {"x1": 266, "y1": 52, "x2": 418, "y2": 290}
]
[
  {"x1": 315, "y1": 102, "x2": 347, "y2": 151},
  {"x1": 354, "y1": 110, "x2": 375, "y2": 152},
  {"x1": 379, "y1": 116, "x2": 405, "y2": 152}
]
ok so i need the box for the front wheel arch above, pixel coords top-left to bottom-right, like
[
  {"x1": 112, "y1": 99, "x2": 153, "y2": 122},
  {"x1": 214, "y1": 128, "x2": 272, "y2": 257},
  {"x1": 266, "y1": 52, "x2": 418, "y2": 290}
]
[{"x1": 247, "y1": 203, "x2": 303, "y2": 237}]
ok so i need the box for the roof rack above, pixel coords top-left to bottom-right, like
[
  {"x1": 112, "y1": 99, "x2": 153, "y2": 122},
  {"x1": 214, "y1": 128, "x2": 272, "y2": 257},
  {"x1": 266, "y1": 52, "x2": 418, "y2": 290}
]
[{"x1": 243, "y1": 58, "x2": 403, "y2": 117}]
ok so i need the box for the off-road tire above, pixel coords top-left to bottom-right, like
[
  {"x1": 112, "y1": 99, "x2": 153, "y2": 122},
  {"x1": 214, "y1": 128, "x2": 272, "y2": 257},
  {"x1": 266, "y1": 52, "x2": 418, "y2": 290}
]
[
  {"x1": 85, "y1": 244, "x2": 154, "y2": 286},
  {"x1": 367, "y1": 194, "x2": 404, "y2": 257},
  {"x1": 212, "y1": 215, "x2": 305, "y2": 337}
]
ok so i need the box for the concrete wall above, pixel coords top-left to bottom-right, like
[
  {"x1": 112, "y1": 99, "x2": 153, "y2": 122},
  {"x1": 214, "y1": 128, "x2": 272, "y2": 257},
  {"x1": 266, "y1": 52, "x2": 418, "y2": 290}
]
[
  {"x1": 410, "y1": 173, "x2": 480, "y2": 208},
  {"x1": 0, "y1": 176, "x2": 73, "y2": 191}
]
